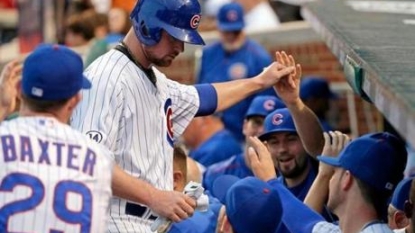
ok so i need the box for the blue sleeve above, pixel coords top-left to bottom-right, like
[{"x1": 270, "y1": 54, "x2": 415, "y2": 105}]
[
  {"x1": 267, "y1": 178, "x2": 325, "y2": 233},
  {"x1": 195, "y1": 84, "x2": 217, "y2": 117}
]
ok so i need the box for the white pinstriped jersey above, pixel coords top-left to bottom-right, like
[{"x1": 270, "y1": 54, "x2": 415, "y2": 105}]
[
  {"x1": 312, "y1": 221, "x2": 394, "y2": 233},
  {"x1": 71, "y1": 49, "x2": 200, "y2": 232},
  {"x1": 0, "y1": 116, "x2": 113, "y2": 233}
]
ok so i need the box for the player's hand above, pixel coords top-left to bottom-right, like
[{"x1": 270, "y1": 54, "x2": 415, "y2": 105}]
[
  {"x1": 319, "y1": 131, "x2": 350, "y2": 176},
  {"x1": 255, "y1": 60, "x2": 295, "y2": 89},
  {"x1": 247, "y1": 136, "x2": 277, "y2": 182},
  {"x1": 273, "y1": 51, "x2": 302, "y2": 106},
  {"x1": 0, "y1": 60, "x2": 22, "y2": 118},
  {"x1": 148, "y1": 189, "x2": 196, "y2": 222}
]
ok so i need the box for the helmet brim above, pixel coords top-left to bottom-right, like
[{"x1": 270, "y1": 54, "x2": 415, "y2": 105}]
[{"x1": 161, "y1": 21, "x2": 205, "y2": 45}]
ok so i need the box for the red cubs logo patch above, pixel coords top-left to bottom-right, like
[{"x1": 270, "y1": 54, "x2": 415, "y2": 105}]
[
  {"x1": 272, "y1": 113, "x2": 284, "y2": 125},
  {"x1": 190, "y1": 15, "x2": 201, "y2": 29},
  {"x1": 263, "y1": 99, "x2": 276, "y2": 111}
]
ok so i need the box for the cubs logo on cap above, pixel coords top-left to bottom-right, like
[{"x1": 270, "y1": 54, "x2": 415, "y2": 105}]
[
  {"x1": 272, "y1": 113, "x2": 283, "y2": 125},
  {"x1": 245, "y1": 96, "x2": 285, "y2": 119},
  {"x1": 259, "y1": 108, "x2": 297, "y2": 141},
  {"x1": 190, "y1": 14, "x2": 201, "y2": 29},
  {"x1": 217, "y1": 2, "x2": 245, "y2": 31}
]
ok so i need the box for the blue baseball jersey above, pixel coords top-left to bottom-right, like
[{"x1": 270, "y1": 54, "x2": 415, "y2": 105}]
[
  {"x1": 203, "y1": 152, "x2": 253, "y2": 191},
  {"x1": 197, "y1": 39, "x2": 275, "y2": 141},
  {"x1": 168, "y1": 195, "x2": 222, "y2": 233},
  {"x1": 275, "y1": 160, "x2": 336, "y2": 233},
  {"x1": 189, "y1": 129, "x2": 242, "y2": 167}
]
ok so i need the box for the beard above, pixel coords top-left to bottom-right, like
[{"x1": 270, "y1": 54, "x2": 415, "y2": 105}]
[{"x1": 277, "y1": 156, "x2": 309, "y2": 179}]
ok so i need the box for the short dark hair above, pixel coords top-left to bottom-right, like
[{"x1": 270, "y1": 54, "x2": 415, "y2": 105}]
[
  {"x1": 21, "y1": 93, "x2": 70, "y2": 113},
  {"x1": 356, "y1": 178, "x2": 391, "y2": 222}
]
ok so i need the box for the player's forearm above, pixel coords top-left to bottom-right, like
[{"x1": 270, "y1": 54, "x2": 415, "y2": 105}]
[
  {"x1": 285, "y1": 99, "x2": 324, "y2": 157},
  {"x1": 268, "y1": 178, "x2": 324, "y2": 233},
  {"x1": 112, "y1": 164, "x2": 156, "y2": 206},
  {"x1": 304, "y1": 172, "x2": 331, "y2": 213},
  {"x1": 212, "y1": 78, "x2": 263, "y2": 112}
]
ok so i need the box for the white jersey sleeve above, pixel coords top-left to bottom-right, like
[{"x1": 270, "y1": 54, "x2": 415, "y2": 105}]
[{"x1": 154, "y1": 68, "x2": 200, "y2": 138}]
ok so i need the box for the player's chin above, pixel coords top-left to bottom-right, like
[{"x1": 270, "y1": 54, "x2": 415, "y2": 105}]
[{"x1": 153, "y1": 57, "x2": 174, "y2": 67}]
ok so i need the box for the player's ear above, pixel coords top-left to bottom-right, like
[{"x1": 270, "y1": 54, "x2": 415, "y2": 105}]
[
  {"x1": 173, "y1": 171, "x2": 184, "y2": 191},
  {"x1": 341, "y1": 170, "x2": 353, "y2": 191},
  {"x1": 394, "y1": 211, "x2": 409, "y2": 229},
  {"x1": 67, "y1": 92, "x2": 81, "y2": 112}
]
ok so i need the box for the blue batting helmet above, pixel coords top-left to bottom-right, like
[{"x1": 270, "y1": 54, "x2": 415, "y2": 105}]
[{"x1": 130, "y1": 0, "x2": 205, "y2": 46}]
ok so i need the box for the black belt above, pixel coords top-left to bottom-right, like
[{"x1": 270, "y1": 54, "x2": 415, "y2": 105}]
[{"x1": 125, "y1": 202, "x2": 158, "y2": 220}]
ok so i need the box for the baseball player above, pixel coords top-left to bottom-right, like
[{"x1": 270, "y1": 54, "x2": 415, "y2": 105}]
[
  {"x1": 0, "y1": 59, "x2": 21, "y2": 121},
  {"x1": 248, "y1": 131, "x2": 407, "y2": 233},
  {"x1": 197, "y1": 2, "x2": 277, "y2": 142},
  {"x1": 388, "y1": 177, "x2": 413, "y2": 232},
  {"x1": 70, "y1": 0, "x2": 297, "y2": 232},
  {"x1": 0, "y1": 44, "x2": 113, "y2": 233}
]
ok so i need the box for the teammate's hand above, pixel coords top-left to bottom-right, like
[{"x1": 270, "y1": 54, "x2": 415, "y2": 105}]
[
  {"x1": 247, "y1": 136, "x2": 277, "y2": 182},
  {"x1": 255, "y1": 59, "x2": 295, "y2": 89},
  {"x1": 149, "y1": 189, "x2": 196, "y2": 222},
  {"x1": 0, "y1": 60, "x2": 22, "y2": 119},
  {"x1": 273, "y1": 51, "x2": 302, "y2": 106},
  {"x1": 319, "y1": 131, "x2": 350, "y2": 176}
]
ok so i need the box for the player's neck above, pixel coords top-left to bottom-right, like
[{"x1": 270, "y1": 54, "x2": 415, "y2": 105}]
[
  {"x1": 19, "y1": 106, "x2": 69, "y2": 124},
  {"x1": 123, "y1": 30, "x2": 152, "y2": 69},
  {"x1": 338, "y1": 193, "x2": 379, "y2": 233}
]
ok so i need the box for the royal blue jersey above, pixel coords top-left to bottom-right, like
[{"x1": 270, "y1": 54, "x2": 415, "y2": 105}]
[
  {"x1": 189, "y1": 129, "x2": 242, "y2": 167},
  {"x1": 203, "y1": 153, "x2": 253, "y2": 191},
  {"x1": 197, "y1": 39, "x2": 275, "y2": 141}
]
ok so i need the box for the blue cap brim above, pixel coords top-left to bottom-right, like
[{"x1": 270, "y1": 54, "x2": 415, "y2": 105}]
[
  {"x1": 258, "y1": 129, "x2": 297, "y2": 141},
  {"x1": 162, "y1": 21, "x2": 205, "y2": 45},
  {"x1": 218, "y1": 22, "x2": 244, "y2": 31},
  {"x1": 82, "y1": 75, "x2": 91, "y2": 89},
  {"x1": 317, "y1": 155, "x2": 341, "y2": 167}
]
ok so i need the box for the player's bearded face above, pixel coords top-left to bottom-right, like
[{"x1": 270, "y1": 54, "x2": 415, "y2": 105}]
[
  {"x1": 220, "y1": 30, "x2": 245, "y2": 52},
  {"x1": 266, "y1": 133, "x2": 309, "y2": 178},
  {"x1": 145, "y1": 31, "x2": 184, "y2": 67}
]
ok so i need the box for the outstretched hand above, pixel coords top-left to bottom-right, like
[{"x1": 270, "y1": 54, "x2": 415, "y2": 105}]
[
  {"x1": 0, "y1": 60, "x2": 22, "y2": 120},
  {"x1": 273, "y1": 51, "x2": 302, "y2": 105},
  {"x1": 256, "y1": 57, "x2": 295, "y2": 89},
  {"x1": 247, "y1": 136, "x2": 277, "y2": 182}
]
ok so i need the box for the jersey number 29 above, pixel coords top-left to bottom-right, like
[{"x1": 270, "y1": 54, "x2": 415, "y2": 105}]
[{"x1": 0, "y1": 172, "x2": 92, "y2": 233}]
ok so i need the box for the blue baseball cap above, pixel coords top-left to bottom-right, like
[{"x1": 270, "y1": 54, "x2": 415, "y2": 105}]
[
  {"x1": 212, "y1": 175, "x2": 282, "y2": 233},
  {"x1": 245, "y1": 95, "x2": 286, "y2": 119},
  {"x1": 391, "y1": 177, "x2": 413, "y2": 211},
  {"x1": 318, "y1": 132, "x2": 407, "y2": 192},
  {"x1": 217, "y1": 2, "x2": 245, "y2": 31},
  {"x1": 300, "y1": 77, "x2": 337, "y2": 100},
  {"x1": 22, "y1": 44, "x2": 91, "y2": 101},
  {"x1": 258, "y1": 108, "x2": 297, "y2": 141}
]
